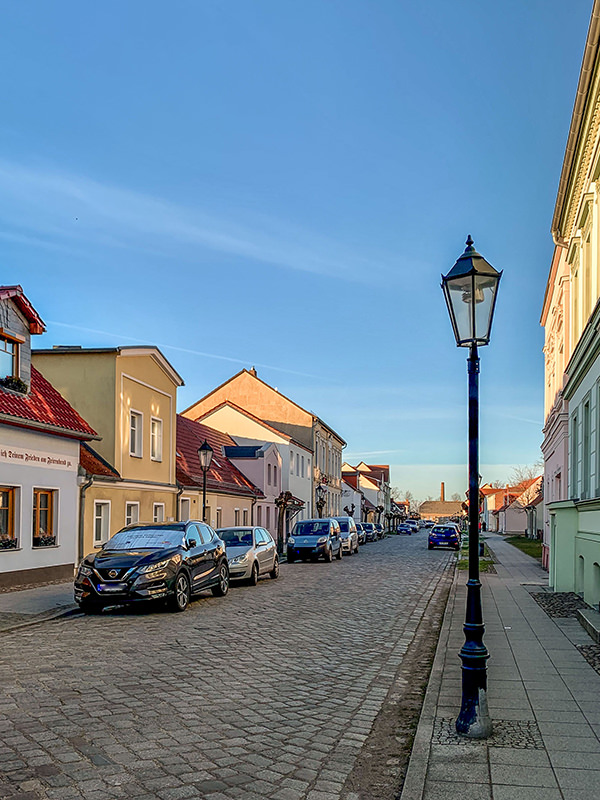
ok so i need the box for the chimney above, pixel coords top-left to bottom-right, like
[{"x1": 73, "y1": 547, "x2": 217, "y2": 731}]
[
  {"x1": 440, "y1": 482, "x2": 445, "y2": 502},
  {"x1": 249, "y1": 366, "x2": 257, "y2": 377}
]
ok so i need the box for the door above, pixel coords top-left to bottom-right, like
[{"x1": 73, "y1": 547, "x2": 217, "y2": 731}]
[
  {"x1": 256, "y1": 528, "x2": 274, "y2": 573},
  {"x1": 198, "y1": 524, "x2": 220, "y2": 586},
  {"x1": 184, "y1": 524, "x2": 211, "y2": 591}
]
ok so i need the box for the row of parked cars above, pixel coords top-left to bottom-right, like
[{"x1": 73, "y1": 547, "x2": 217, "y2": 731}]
[{"x1": 73, "y1": 516, "x2": 386, "y2": 615}]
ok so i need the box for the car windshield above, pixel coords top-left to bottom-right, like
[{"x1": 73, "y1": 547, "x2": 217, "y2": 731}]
[
  {"x1": 432, "y1": 527, "x2": 457, "y2": 535},
  {"x1": 104, "y1": 528, "x2": 184, "y2": 551},
  {"x1": 218, "y1": 529, "x2": 254, "y2": 547},
  {"x1": 336, "y1": 520, "x2": 349, "y2": 532},
  {"x1": 364, "y1": 524, "x2": 375, "y2": 530},
  {"x1": 294, "y1": 521, "x2": 330, "y2": 536}
]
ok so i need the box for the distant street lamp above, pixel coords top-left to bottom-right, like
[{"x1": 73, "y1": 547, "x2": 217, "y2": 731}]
[
  {"x1": 315, "y1": 484, "x2": 327, "y2": 518},
  {"x1": 442, "y1": 235, "x2": 501, "y2": 739},
  {"x1": 198, "y1": 440, "x2": 214, "y2": 523}
]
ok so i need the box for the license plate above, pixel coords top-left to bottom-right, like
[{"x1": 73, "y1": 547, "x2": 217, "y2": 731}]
[{"x1": 97, "y1": 583, "x2": 127, "y2": 593}]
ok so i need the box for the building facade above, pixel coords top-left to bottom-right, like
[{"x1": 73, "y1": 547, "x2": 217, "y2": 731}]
[{"x1": 33, "y1": 346, "x2": 184, "y2": 557}]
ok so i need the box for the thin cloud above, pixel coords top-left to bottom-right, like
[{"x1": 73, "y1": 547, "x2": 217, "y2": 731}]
[
  {"x1": 46, "y1": 320, "x2": 319, "y2": 378},
  {"x1": 0, "y1": 158, "x2": 396, "y2": 283}
]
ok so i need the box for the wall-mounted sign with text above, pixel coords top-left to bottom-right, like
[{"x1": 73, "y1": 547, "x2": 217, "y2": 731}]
[{"x1": 0, "y1": 445, "x2": 76, "y2": 472}]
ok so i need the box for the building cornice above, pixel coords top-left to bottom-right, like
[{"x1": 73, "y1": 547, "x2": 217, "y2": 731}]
[{"x1": 564, "y1": 294, "x2": 600, "y2": 399}]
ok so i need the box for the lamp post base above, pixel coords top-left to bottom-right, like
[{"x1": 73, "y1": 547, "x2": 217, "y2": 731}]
[{"x1": 456, "y1": 686, "x2": 492, "y2": 739}]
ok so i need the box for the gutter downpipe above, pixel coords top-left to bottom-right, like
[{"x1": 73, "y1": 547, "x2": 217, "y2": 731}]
[
  {"x1": 176, "y1": 482, "x2": 184, "y2": 522},
  {"x1": 78, "y1": 474, "x2": 94, "y2": 564}
]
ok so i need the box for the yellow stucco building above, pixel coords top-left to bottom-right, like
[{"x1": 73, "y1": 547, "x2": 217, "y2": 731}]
[{"x1": 32, "y1": 346, "x2": 183, "y2": 558}]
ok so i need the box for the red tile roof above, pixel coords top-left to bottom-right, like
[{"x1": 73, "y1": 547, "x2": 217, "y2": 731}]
[
  {"x1": 80, "y1": 443, "x2": 120, "y2": 478},
  {"x1": 0, "y1": 285, "x2": 45, "y2": 334},
  {"x1": 176, "y1": 415, "x2": 263, "y2": 499},
  {"x1": 0, "y1": 366, "x2": 98, "y2": 440}
]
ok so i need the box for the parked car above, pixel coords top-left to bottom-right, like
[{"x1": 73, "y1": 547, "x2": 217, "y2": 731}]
[
  {"x1": 374, "y1": 523, "x2": 385, "y2": 539},
  {"x1": 74, "y1": 521, "x2": 229, "y2": 614},
  {"x1": 287, "y1": 518, "x2": 342, "y2": 562},
  {"x1": 428, "y1": 524, "x2": 461, "y2": 551},
  {"x1": 406, "y1": 519, "x2": 419, "y2": 534},
  {"x1": 331, "y1": 516, "x2": 359, "y2": 554},
  {"x1": 216, "y1": 526, "x2": 279, "y2": 584},
  {"x1": 362, "y1": 522, "x2": 378, "y2": 542},
  {"x1": 397, "y1": 523, "x2": 412, "y2": 535},
  {"x1": 355, "y1": 522, "x2": 367, "y2": 545}
]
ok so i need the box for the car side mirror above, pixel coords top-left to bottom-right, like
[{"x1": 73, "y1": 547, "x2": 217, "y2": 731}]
[{"x1": 187, "y1": 538, "x2": 197, "y2": 548}]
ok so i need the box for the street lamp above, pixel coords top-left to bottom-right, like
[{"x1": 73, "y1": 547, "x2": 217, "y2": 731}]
[
  {"x1": 442, "y1": 235, "x2": 501, "y2": 739},
  {"x1": 315, "y1": 484, "x2": 326, "y2": 518},
  {"x1": 198, "y1": 440, "x2": 214, "y2": 523}
]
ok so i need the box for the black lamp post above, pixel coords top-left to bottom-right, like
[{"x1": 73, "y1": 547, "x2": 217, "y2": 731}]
[
  {"x1": 315, "y1": 484, "x2": 326, "y2": 518},
  {"x1": 441, "y1": 235, "x2": 501, "y2": 739},
  {"x1": 198, "y1": 440, "x2": 213, "y2": 523}
]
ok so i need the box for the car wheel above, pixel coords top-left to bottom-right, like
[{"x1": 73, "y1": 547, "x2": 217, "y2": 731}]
[
  {"x1": 428, "y1": 544, "x2": 434, "y2": 550},
  {"x1": 354, "y1": 542, "x2": 359, "y2": 554},
  {"x1": 79, "y1": 600, "x2": 103, "y2": 615},
  {"x1": 270, "y1": 555, "x2": 280, "y2": 579},
  {"x1": 336, "y1": 545, "x2": 342, "y2": 560},
  {"x1": 212, "y1": 562, "x2": 230, "y2": 596},
  {"x1": 324, "y1": 547, "x2": 332, "y2": 562},
  {"x1": 248, "y1": 562, "x2": 259, "y2": 586},
  {"x1": 287, "y1": 553, "x2": 295, "y2": 563},
  {"x1": 169, "y1": 571, "x2": 190, "y2": 612}
]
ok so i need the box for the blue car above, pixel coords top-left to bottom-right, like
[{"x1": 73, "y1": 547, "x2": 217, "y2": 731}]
[
  {"x1": 287, "y1": 518, "x2": 343, "y2": 562},
  {"x1": 428, "y1": 525, "x2": 461, "y2": 551}
]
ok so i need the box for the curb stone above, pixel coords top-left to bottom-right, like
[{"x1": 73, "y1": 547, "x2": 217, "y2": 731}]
[
  {"x1": 0, "y1": 604, "x2": 80, "y2": 634},
  {"x1": 399, "y1": 568, "x2": 458, "y2": 800}
]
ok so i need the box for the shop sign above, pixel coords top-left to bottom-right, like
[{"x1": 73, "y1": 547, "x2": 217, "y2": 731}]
[{"x1": 0, "y1": 445, "x2": 76, "y2": 471}]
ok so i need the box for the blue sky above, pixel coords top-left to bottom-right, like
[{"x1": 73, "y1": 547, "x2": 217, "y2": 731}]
[{"x1": 0, "y1": 0, "x2": 592, "y2": 499}]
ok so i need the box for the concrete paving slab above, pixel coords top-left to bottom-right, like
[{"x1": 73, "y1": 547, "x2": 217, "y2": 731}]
[
  {"x1": 489, "y1": 764, "x2": 558, "y2": 788},
  {"x1": 491, "y1": 788, "x2": 562, "y2": 800},
  {"x1": 488, "y1": 748, "x2": 550, "y2": 767}
]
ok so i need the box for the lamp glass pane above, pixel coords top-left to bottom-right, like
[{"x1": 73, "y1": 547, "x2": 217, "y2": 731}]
[
  {"x1": 474, "y1": 273, "x2": 498, "y2": 343},
  {"x1": 198, "y1": 443, "x2": 213, "y2": 470},
  {"x1": 446, "y1": 275, "x2": 474, "y2": 342}
]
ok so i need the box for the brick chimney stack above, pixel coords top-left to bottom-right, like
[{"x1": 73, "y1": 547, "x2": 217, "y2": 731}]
[{"x1": 441, "y1": 482, "x2": 445, "y2": 502}]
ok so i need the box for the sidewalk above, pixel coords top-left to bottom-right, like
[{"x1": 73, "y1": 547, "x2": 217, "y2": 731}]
[
  {"x1": 0, "y1": 581, "x2": 77, "y2": 632},
  {"x1": 401, "y1": 531, "x2": 600, "y2": 800}
]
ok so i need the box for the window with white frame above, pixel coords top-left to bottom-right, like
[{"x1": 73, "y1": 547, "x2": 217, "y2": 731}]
[
  {"x1": 296, "y1": 452, "x2": 299, "y2": 475},
  {"x1": 130, "y1": 410, "x2": 143, "y2": 457},
  {"x1": 150, "y1": 417, "x2": 163, "y2": 461},
  {"x1": 0, "y1": 486, "x2": 17, "y2": 549},
  {"x1": 273, "y1": 465, "x2": 278, "y2": 488},
  {"x1": 125, "y1": 502, "x2": 139, "y2": 526},
  {"x1": 216, "y1": 507, "x2": 222, "y2": 528},
  {"x1": 256, "y1": 505, "x2": 262, "y2": 525},
  {"x1": 94, "y1": 501, "x2": 111, "y2": 545},
  {"x1": 267, "y1": 464, "x2": 272, "y2": 485},
  {"x1": 266, "y1": 506, "x2": 270, "y2": 530},
  {"x1": 234, "y1": 508, "x2": 240, "y2": 525},
  {"x1": 153, "y1": 503, "x2": 165, "y2": 523},
  {"x1": 180, "y1": 497, "x2": 191, "y2": 521},
  {"x1": 0, "y1": 335, "x2": 18, "y2": 380},
  {"x1": 301, "y1": 455, "x2": 305, "y2": 478}
]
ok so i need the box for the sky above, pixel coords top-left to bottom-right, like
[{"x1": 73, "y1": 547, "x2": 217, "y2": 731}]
[{"x1": 0, "y1": 0, "x2": 593, "y2": 500}]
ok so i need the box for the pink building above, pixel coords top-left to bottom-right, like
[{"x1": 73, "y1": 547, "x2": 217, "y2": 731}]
[{"x1": 540, "y1": 246, "x2": 571, "y2": 569}]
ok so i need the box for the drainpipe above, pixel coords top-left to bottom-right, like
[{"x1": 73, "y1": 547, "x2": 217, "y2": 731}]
[
  {"x1": 175, "y1": 482, "x2": 184, "y2": 522},
  {"x1": 78, "y1": 474, "x2": 94, "y2": 563},
  {"x1": 251, "y1": 495, "x2": 257, "y2": 525}
]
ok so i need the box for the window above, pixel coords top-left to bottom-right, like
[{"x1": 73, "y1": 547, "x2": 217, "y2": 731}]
[
  {"x1": 256, "y1": 505, "x2": 262, "y2": 525},
  {"x1": 267, "y1": 464, "x2": 272, "y2": 485},
  {"x1": 583, "y1": 398, "x2": 591, "y2": 499},
  {"x1": 216, "y1": 507, "x2": 222, "y2": 528},
  {"x1": 273, "y1": 465, "x2": 278, "y2": 488},
  {"x1": 301, "y1": 455, "x2": 305, "y2": 478},
  {"x1": 198, "y1": 524, "x2": 213, "y2": 544},
  {"x1": 243, "y1": 509, "x2": 249, "y2": 525},
  {"x1": 234, "y1": 508, "x2": 240, "y2": 525},
  {"x1": 94, "y1": 501, "x2": 111, "y2": 545},
  {"x1": 32, "y1": 489, "x2": 56, "y2": 547},
  {"x1": 150, "y1": 418, "x2": 163, "y2": 461},
  {"x1": 126, "y1": 502, "x2": 139, "y2": 526},
  {"x1": 0, "y1": 487, "x2": 16, "y2": 549},
  {"x1": 180, "y1": 497, "x2": 190, "y2": 521},
  {"x1": 153, "y1": 503, "x2": 165, "y2": 523},
  {"x1": 0, "y1": 336, "x2": 18, "y2": 379},
  {"x1": 290, "y1": 452, "x2": 294, "y2": 474},
  {"x1": 130, "y1": 411, "x2": 143, "y2": 457},
  {"x1": 296, "y1": 453, "x2": 300, "y2": 475},
  {"x1": 571, "y1": 411, "x2": 579, "y2": 498},
  {"x1": 266, "y1": 506, "x2": 271, "y2": 530}
]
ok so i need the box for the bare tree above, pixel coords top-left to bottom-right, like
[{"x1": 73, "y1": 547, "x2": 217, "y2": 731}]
[
  {"x1": 508, "y1": 463, "x2": 543, "y2": 491},
  {"x1": 450, "y1": 492, "x2": 462, "y2": 502}
]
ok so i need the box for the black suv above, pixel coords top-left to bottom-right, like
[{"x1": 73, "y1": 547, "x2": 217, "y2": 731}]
[{"x1": 74, "y1": 521, "x2": 229, "y2": 614}]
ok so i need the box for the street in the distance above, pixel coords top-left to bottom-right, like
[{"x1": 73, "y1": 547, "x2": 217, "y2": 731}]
[{"x1": 0, "y1": 535, "x2": 453, "y2": 800}]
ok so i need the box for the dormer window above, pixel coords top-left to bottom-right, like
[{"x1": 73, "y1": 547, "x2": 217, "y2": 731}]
[{"x1": 0, "y1": 335, "x2": 18, "y2": 379}]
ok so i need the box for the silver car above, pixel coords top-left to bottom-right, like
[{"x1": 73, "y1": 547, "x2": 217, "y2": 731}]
[
  {"x1": 331, "y1": 516, "x2": 360, "y2": 554},
  {"x1": 216, "y1": 527, "x2": 279, "y2": 585}
]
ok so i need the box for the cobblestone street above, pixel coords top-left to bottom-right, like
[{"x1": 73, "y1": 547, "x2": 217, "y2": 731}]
[{"x1": 0, "y1": 535, "x2": 454, "y2": 800}]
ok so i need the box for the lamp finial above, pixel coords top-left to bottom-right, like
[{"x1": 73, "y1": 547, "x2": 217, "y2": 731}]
[{"x1": 466, "y1": 235, "x2": 474, "y2": 249}]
